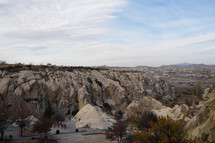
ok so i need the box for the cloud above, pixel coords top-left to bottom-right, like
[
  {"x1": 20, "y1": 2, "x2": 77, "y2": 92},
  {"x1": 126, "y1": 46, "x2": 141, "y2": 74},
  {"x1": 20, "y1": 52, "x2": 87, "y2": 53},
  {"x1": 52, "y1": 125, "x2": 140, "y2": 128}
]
[
  {"x1": 0, "y1": 0, "x2": 126, "y2": 41},
  {"x1": 0, "y1": 0, "x2": 215, "y2": 66},
  {"x1": 0, "y1": 0, "x2": 127, "y2": 64}
]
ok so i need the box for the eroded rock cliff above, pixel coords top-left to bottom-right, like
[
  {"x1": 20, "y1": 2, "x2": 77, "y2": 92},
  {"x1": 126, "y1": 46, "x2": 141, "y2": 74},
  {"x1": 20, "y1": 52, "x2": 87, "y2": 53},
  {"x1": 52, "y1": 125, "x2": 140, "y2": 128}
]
[
  {"x1": 0, "y1": 66, "x2": 175, "y2": 118},
  {"x1": 186, "y1": 91, "x2": 215, "y2": 143}
]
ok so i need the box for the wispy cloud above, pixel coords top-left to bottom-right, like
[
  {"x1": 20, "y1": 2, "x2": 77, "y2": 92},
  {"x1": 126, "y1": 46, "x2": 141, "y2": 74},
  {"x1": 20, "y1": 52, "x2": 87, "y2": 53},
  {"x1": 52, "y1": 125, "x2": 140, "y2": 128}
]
[
  {"x1": 0, "y1": 0, "x2": 126, "y2": 40},
  {"x1": 0, "y1": 0, "x2": 215, "y2": 66}
]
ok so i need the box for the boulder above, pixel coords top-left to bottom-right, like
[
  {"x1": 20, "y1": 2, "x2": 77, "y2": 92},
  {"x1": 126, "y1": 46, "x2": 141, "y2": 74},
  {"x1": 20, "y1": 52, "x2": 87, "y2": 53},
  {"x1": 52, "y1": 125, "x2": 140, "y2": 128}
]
[{"x1": 73, "y1": 104, "x2": 115, "y2": 129}]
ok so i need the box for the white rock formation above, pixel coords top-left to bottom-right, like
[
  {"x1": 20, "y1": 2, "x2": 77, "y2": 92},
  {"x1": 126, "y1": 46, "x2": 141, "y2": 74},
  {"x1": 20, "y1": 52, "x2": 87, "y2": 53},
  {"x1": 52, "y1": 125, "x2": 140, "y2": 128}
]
[
  {"x1": 73, "y1": 104, "x2": 115, "y2": 129},
  {"x1": 125, "y1": 96, "x2": 190, "y2": 121},
  {"x1": 26, "y1": 115, "x2": 39, "y2": 127},
  {"x1": 153, "y1": 104, "x2": 189, "y2": 121}
]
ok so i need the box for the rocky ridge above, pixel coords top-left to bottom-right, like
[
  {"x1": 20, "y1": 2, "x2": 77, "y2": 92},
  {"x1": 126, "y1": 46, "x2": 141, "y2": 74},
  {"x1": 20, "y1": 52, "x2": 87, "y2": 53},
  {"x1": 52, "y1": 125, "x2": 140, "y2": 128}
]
[{"x1": 0, "y1": 67, "x2": 175, "y2": 118}]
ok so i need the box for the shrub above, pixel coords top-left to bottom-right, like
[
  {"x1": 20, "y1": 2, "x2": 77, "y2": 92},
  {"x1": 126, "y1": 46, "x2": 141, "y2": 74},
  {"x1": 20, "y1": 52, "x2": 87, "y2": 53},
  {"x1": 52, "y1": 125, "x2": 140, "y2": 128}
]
[
  {"x1": 133, "y1": 116, "x2": 197, "y2": 143},
  {"x1": 95, "y1": 79, "x2": 103, "y2": 88},
  {"x1": 87, "y1": 77, "x2": 93, "y2": 84},
  {"x1": 33, "y1": 118, "x2": 52, "y2": 136},
  {"x1": 128, "y1": 110, "x2": 157, "y2": 130},
  {"x1": 123, "y1": 134, "x2": 137, "y2": 143}
]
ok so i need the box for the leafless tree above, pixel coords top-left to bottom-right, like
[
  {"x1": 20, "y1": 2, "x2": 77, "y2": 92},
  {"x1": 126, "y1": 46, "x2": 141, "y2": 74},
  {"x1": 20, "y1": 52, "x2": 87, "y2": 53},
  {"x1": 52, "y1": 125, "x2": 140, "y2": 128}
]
[
  {"x1": 0, "y1": 103, "x2": 11, "y2": 140},
  {"x1": 33, "y1": 118, "x2": 53, "y2": 137},
  {"x1": 12, "y1": 102, "x2": 32, "y2": 136},
  {"x1": 106, "y1": 119, "x2": 128, "y2": 143},
  {"x1": 0, "y1": 106, "x2": 10, "y2": 141}
]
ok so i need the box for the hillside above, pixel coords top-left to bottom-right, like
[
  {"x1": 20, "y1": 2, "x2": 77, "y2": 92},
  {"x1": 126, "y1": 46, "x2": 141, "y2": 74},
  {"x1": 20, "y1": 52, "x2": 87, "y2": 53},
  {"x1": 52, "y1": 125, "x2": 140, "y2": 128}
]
[{"x1": 0, "y1": 64, "x2": 176, "y2": 118}]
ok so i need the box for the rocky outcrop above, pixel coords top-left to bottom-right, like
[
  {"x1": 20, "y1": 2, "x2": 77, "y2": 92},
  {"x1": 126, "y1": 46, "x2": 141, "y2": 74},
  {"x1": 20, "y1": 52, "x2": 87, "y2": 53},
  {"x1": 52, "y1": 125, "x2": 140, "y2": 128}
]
[
  {"x1": 73, "y1": 104, "x2": 115, "y2": 129},
  {"x1": 0, "y1": 67, "x2": 176, "y2": 118},
  {"x1": 153, "y1": 104, "x2": 189, "y2": 121},
  {"x1": 203, "y1": 88, "x2": 215, "y2": 100},
  {"x1": 186, "y1": 93, "x2": 215, "y2": 142},
  {"x1": 124, "y1": 96, "x2": 190, "y2": 121}
]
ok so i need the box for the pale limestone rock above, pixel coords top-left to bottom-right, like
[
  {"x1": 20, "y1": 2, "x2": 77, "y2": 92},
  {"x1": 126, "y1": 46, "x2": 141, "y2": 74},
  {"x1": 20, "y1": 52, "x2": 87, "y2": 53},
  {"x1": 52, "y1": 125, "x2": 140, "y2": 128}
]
[
  {"x1": 91, "y1": 70, "x2": 124, "y2": 94},
  {"x1": 124, "y1": 96, "x2": 165, "y2": 119},
  {"x1": 105, "y1": 99, "x2": 116, "y2": 106},
  {"x1": 186, "y1": 93, "x2": 215, "y2": 142},
  {"x1": 69, "y1": 86, "x2": 75, "y2": 98},
  {"x1": 8, "y1": 84, "x2": 16, "y2": 95},
  {"x1": 179, "y1": 104, "x2": 189, "y2": 114},
  {"x1": 37, "y1": 79, "x2": 45, "y2": 85},
  {"x1": 46, "y1": 78, "x2": 58, "y2": 92},
  {"x1": 17, "y1": 77, "x2": 25, "y2": 85},
  {"x1": 125, "y1": 96, "x2": 190, "y2": 121},
  {"x1": 73, "y1": 104, "x2": 115, "y2": 129},
  {"x1": 0, "y1": 77, "x2": 10, "y2": 95},
  {"x1": 1, "y1": 71, "x2": 7, "y2": 78},
  {"x1": 13, "y1": 86, "x2": 22, "y2": 96},
  {"x1": 35, "y1": 74, "x2": 41, "y2": 80},
  {"x1": 78, "y1": 86, "x2": 90, "y2": 109},
  {"x1": 21, "y1": 83, "x2": 30, "y2": 92},
  {"x1": 153, "y1": 104, "x2": 190, "y2": 121},
  {"x1": 203, "y1": 88, "x2": 215, "y2": 100},
  {"x1": 26, "y1": 115, "x2": 39, "y2": 127},
  {"x1": 0, "y1": 68, "x2": 176, "y2": 121},
  {"x1": 29, "y1": 79, "x2": 36, "y2": 86},
  {"x1": 19, "y1": 71, "x2": 35, "y2": 80}
]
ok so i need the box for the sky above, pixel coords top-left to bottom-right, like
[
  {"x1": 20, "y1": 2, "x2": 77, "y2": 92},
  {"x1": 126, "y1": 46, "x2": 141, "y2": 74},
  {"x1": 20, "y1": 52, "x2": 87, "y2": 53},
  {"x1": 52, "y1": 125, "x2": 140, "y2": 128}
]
[{"x1": 0, "y1": 0, "x2": 215, "y2": 67}]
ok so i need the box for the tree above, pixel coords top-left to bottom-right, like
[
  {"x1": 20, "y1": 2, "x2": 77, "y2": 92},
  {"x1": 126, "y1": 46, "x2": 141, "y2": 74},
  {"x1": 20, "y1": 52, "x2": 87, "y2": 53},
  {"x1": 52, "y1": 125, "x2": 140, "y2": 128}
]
[
  {"x1": 13, "y1": 102, "x2": 32, "y2": 136},
  {"x1": 0, "y1": 112, "x2": 9, "y2": 141},
  {"x1": 193, "y1": 82, "x2": 203, "y2": 99},
  {"x1": 106, "y1": 119, "x2": 128, "y2": 143},
  {"x1": 133, "y1": 116, "x2": 197, "y2": 143},
  {"x1": 128, "y1": 110, "x2": 157, "y2": 130},
  {"x1": 0, "y1": 103, "x2": 12, "y2": 141},
  {"x1": 0, "y1": 61, "x2": 7, "y2": 64},
  {"x1": 33, "y1": 118, "x2": 52, "y2": 137}
]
